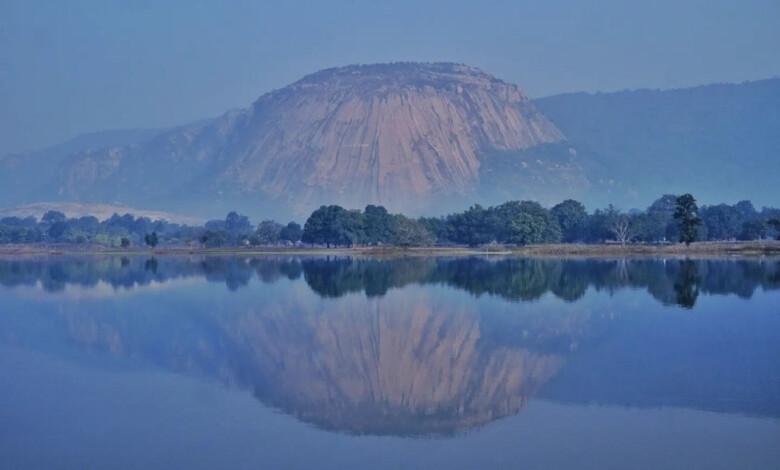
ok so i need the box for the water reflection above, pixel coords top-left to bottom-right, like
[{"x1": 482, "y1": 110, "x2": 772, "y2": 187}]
[
  {"x1": 1, "y1": 256, "x2": 779, "y2": 307},
  {"x1": 1, "y1": 256, "x2": 779, "y2": 437}
]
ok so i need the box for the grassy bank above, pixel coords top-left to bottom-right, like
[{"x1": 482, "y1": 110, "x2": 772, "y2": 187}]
[{"x1": 1, "y1": 241, "x2": 779, "y2": 258}]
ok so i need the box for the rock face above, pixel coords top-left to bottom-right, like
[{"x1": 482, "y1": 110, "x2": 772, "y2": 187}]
[{"x1": 51, "y1": 63, "x2": 576, "y2": 216}]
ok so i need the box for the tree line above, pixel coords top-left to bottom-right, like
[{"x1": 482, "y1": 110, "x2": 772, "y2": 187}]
[
  {"x1": 0, "y1": 210, "x2": 303, "y2": 248},
  {"x1": 0, "y1": 194, "x2": 778, "y2": 247},
  {"x1": 299, "y1": 195, "x2": 780, "y2": 247}
]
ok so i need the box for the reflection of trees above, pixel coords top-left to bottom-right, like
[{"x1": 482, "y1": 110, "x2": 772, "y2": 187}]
[
  {"x1": 431, "y1": 258, "x2": 562, "y2": 301},
  {"x1": 673, "y1": 260, "x2": 700, "y2": 309},
  {"x1": 0, "y1": 256, "x2": 302, "y2": 292},
  {"x1": 300, "y1": 258, "x2": 780, "y2": 308},
  {"x1": 0, "y1": 257, "x2": 778, "y2": 308},
  {"x1": 301, "y1": 257, "x2": 435, "y2": 298}
]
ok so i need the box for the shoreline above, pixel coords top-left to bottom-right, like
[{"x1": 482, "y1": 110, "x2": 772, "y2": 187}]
[{"x1": 1, "y1": 241, "x2": 779, "y2": 258}]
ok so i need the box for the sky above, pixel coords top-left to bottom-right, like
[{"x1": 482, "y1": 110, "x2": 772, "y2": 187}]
[{"x1": 1, "y1": 0, "x2": 778, "y2": 156}]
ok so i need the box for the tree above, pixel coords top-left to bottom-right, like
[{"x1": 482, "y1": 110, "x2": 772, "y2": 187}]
[
  {"x1": 75, "y1": 216, "x2": 100, "y2": 233},
  {"x1": 200, "y1": 230, "x2": 229, "y2": 248},
  {"x1": 610, "y1": 214, "x2": 632, "y2": 245},
  {"x1": 279, "y1": 222, "x2": 303, "y2": 243},
  {"x1": 734, "y1": 200, "x2": 758, "y2": 221},
  {"x1": 302, "y1": 205, "x2": 365, "y2": 247},
  {"x1": 551, "y1": 199, "x2": 587, "y2": 242},
  {"x1": 47, "y1": 220, "x2": 69, "y2": 241},
  {"x1": 673, "y1": 194, "x2": 702, "y2": 245},
  {"x1": 225, "y1": 211, "x2": 252, "y2": 235},
  {"x1": 586, "y1": 204, "x2": 621, "y2": 243},
  {"x1": 254, "y1": 220, "x2": 283, "y2": 245},
  {"x1": 120, "y1": 237, "x2": 131, "y2": 248},
  {"x1": 738, "y1": 219, "x2": 767, "y2": 241},
  {"x1": 446, "y1": 204, "x2": 497, "y2": 246},
  {"x1": 144, "y1": 232, "x2": 159, "y2": 248},
  {"x1": 41, "y1": 210, "x2": 67, "y2": 225},
  {"x1": 644, "y1": 194, "x2": 679, "y2": 242},
  {"x1": 418, "y1": 217, "x2": 448, "y2": 244},
  {"x1": 363, "y1": 205, "x2": 394, "y2": 245},
  {"x1": 769, "y1": 219, "x2": 780, "y2": 240},
  {"x1": 700, "y1": 204, "x2": 742, "y2": 240},
  {"x1": 391, "y1": 215, "x2": 434, "y2": 247},
  {"x1": 496, "y1": 201, "x2": 561, "y2": 245}
]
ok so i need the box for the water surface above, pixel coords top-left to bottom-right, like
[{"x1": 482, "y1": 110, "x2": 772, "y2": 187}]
[{"x1": 1, "y1": 256, "x2": 779, "y2": 469}]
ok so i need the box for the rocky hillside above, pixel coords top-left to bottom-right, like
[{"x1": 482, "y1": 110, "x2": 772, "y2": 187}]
[{"x1": 2, "y1": 63, "x2": 583, "y2": 218}]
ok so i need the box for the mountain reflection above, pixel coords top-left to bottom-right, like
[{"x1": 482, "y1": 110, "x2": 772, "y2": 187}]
[
  {"x1": 2, "y1": 256, "x2": 779, "y2": 436},
  {"x1": 39, "y1": 281, "x2": 603, "y2": 436},
  {"x1": 224, "y1": 300, "x2": 567, "y2": 435},
  {"x1": 1, "y1": 256, "x2": 779, "y2": 308}
]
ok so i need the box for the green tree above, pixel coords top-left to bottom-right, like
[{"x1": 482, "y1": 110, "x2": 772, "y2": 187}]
[
  {"x1": 446, "y1": 204, "x2": 497, "y2": 247},
  {"x1": 673, "y1": 194, "x2": 702, "y2": 245},
  {"x1": 41, "y1": 210, "x2": 67, "y2": 225},
  {"x1": 47, "y1": 220, "x2": 69, "y2": 241},
  {"x1": 279, "y1": 222, "x2": 303, "y2": 243},
  {"x1": 302, "y1": 205, "x2": 365, "y2": 247},
  {"x1": 585, "y1": 204, "x2": 621, "y2": 243},
  {"x1": 769, "y1": 219, "x2": 780, "y2": 240},
  {"x1": 363, "y1": 205, "x2": 394, "y2": 245},
  {"x1": 645, "y1": 194, "x2": 679, "y2": 241},
  {"x1": 391, "y1": 215, "x2": 434, "y2": 247},
  {"x1": 120, "y1": 237, "x2": 131, "y2": 248},
  {"x1": 225, "y1": 211, "x2": 252, "y2": 235},
  {"x1": 254, "y1": 220, "x2": 283, "y2": 245},
  {"x1": 418, "y1": 217, "x2": 448, "y2": 244},
  {"x1": 199, "y1": 230, "x2": 228, "y2": 248},
  {"x1": 496, "y1": 201, "x2": 561, "y2": 245},
  {"x1": 734, "y1": 200, "x2": 758, "y2": 220},
  {"x1": 738, "y1": 219, "x2": 767, "y2": 241},
  {"x1": 144, "y1": 232, "x2": 159, "y2": 248},
  {"x1": 551, "y1": 199, "x2": 587, "y2": 242},
  {"x1": 224, "y1": 211, "x2": 253, "y2": 245},
  {"x1": 700, "y1": 204, "x2": 742, "y2": 240}
]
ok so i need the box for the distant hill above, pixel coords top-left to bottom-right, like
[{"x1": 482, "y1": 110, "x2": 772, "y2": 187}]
[
  {"x1": 0, "y1": 202, "x2": 202, "y2": 225},
  {"x1": 0, "y1": 128, "x2": 163, "y2": 208},
  {"x1": 535, "y1": 78, "x2": 780, "y2": 208}
]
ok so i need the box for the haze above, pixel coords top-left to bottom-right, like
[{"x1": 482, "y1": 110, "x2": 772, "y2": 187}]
[{"x1": 1, "y1": 0, "x2": 779, "y2": 156}]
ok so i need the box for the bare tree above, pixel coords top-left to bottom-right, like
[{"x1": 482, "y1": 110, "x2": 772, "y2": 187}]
[{"x1": 610, "y1": 215, "x2": 632, "y2": 245}]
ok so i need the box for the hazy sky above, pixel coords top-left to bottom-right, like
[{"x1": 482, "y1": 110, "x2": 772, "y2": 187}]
[{"x1": 1, "y1": 0, "x2": 778, "y2": 156}]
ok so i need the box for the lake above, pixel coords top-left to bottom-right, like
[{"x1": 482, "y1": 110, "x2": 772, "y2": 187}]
[{"x1": 1, "y1": 255, "x2": 779, "y2": 469}]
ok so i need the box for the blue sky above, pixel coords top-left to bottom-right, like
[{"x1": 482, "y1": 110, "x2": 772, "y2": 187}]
[{"x1": 1, "y1": 0, "x2": 778, "y2": 155}]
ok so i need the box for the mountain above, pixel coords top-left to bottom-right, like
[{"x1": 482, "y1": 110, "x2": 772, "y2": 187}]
[
  {"x1": 0, "y1": 63, "x2": 585, "y2": 218},
  {"x1": 535, "y1": 78, "x2": 780, "y2": 208},
  {"x1": 2, "y1": 67, "x2": 778, "y2": 218},
  {"x1": 0, "y1": 128, "x2": 163, "y2": 208}
]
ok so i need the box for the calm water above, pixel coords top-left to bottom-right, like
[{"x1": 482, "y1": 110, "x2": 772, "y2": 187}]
[{"x1": 1, "y1": 256, "x2": 779, "y2": 469}]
